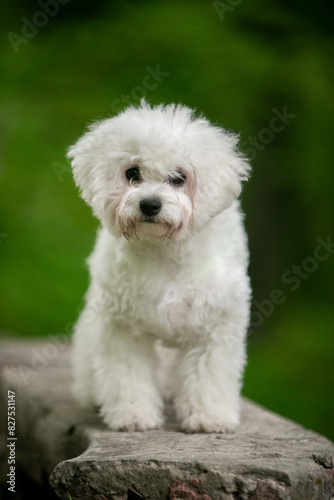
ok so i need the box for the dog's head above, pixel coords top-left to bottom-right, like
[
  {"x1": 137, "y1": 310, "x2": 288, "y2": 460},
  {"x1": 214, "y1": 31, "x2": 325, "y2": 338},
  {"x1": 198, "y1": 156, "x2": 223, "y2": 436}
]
[{"x1": 68, "y1": 102, "x2": 250, "y2": 240}]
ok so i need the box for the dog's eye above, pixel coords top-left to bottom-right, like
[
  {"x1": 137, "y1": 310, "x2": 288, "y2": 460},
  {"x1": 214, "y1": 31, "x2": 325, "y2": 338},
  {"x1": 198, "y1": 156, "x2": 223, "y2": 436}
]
[
  {"x1": 169, "y1": 172, "x2": 186, "y2": 186},
  {"x1": 125, "y1": 166, "x2": 141, "y2": 183}
]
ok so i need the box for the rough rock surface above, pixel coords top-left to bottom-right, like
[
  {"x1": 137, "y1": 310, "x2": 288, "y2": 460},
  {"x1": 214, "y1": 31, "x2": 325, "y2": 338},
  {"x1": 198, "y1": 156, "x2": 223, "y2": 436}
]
[{"x1": 0, "y1": 338, "x2": 333, "y2": 499}]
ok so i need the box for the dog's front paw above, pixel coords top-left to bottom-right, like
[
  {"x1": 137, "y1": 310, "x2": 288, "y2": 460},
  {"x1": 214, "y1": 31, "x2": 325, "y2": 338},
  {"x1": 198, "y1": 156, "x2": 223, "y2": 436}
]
[
  {"x1": 180, "y1": 410, "x2": 239, "y2": 434},
  {"x1": 101, "y1": 404, "x2": 164, "y2": 432}
]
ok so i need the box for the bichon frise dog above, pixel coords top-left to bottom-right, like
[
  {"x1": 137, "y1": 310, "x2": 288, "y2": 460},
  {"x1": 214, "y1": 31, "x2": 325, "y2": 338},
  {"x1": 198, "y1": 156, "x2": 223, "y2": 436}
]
[{"x1": 69, "y1": 101, "x2": 251, "y2": 433}]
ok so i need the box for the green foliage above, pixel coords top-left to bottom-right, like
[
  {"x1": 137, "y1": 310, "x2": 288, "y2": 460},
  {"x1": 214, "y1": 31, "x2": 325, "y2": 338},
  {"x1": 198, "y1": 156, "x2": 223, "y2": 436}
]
[{"x1": 0, "y1": 0, "x2": 333, "y2": 439}]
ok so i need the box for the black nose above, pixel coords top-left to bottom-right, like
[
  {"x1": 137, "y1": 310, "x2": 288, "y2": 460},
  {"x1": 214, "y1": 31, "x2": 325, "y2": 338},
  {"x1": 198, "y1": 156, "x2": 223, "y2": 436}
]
[{"x1": 139, "y1": 198, "x2": 162, "y2": 217}]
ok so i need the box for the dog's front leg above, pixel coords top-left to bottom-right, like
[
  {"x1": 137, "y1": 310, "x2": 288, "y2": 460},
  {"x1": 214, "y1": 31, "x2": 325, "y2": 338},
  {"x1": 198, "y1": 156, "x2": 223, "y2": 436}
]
[
  {"x1": 93, "y1": 330, "x2": 164, "y2": 431},
  {"x1": 158, "y1": 265, "x2": 250, "y2": 432},
  {"x1": 174, "y1": 334, "x2": 245, "y2": 433}
]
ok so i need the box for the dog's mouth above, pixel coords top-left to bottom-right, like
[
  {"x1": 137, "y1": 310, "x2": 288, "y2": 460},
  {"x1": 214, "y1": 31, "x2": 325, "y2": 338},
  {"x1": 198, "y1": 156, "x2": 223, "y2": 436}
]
[
  {"x1": 142, "y1": 218, "x2": 158, "y2": 224},
  {"x1": 118, "y1": 217, "x2": 182, "y2": 241}
]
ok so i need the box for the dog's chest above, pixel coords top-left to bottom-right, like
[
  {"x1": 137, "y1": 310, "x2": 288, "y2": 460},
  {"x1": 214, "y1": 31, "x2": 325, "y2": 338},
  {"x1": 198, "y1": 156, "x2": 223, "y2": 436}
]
[{"x1": 106, "y1": 252, "x2": 180, "y2": 335}]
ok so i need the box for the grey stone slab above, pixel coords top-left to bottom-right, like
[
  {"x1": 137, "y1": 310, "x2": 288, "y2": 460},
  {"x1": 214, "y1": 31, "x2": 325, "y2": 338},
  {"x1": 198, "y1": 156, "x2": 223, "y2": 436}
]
[{"x1": 0, "y1": 338, "x2": 333, "y2": 499}]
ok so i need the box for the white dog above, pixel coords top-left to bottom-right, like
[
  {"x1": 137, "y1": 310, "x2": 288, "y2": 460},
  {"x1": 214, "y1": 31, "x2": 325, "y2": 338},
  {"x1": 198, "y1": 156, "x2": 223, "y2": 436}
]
[{"x1": 69, "y1": 101, "x2": 251, "y2": 433}]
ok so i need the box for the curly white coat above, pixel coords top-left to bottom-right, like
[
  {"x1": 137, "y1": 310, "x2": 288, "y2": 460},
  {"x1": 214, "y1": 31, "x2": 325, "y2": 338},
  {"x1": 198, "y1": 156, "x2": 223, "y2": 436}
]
[{"x1": 68, "y1": 102, "x2": 251, "y2": 433}]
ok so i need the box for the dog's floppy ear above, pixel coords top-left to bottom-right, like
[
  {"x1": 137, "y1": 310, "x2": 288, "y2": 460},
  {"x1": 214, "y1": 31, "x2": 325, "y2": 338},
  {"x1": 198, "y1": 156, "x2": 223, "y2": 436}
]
[
  {"x1": 190, "y1": 127, "x2": 251, "y2": 225},
  {"x1": 217, "y1": 132, "x2": 251, "y2": 204},
  {"x1": 67, "y1": 121, "x2": 107, "y2": 206}
]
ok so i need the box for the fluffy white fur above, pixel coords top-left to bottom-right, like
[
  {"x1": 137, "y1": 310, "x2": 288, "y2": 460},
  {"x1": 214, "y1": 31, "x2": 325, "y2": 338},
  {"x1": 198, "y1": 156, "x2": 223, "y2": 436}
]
[{"x1": 69, "y1": 101, "x2": 251, "y2": 433}]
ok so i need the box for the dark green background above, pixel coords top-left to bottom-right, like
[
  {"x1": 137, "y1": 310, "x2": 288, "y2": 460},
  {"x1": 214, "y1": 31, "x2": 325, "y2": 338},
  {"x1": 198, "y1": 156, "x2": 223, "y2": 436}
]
[{"x1": 0, "y1": 0, "x2": 333, "y2": 439}]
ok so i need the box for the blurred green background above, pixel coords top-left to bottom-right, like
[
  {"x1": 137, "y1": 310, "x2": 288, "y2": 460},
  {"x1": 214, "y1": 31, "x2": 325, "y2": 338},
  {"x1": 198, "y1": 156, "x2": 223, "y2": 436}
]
[{"x1": 0, "y1": 0, "x2": 333, "y2": 440}]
